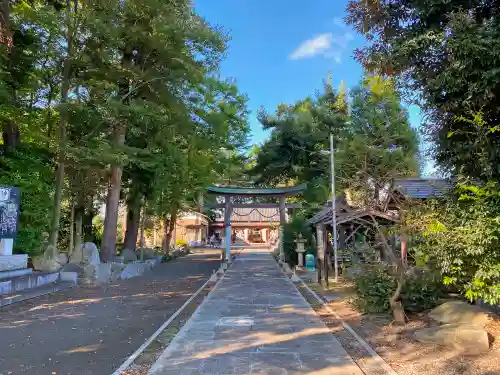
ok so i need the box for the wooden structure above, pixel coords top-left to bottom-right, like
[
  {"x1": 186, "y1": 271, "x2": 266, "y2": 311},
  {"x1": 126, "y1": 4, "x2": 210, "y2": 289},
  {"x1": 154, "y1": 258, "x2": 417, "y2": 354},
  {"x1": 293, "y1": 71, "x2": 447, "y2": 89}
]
[
  {"x1": 309, "y1": 178, "x2": 452, "y2": 283},
  {"x1": 204, "y1": 184, "x2": 306, "y2": 261}
]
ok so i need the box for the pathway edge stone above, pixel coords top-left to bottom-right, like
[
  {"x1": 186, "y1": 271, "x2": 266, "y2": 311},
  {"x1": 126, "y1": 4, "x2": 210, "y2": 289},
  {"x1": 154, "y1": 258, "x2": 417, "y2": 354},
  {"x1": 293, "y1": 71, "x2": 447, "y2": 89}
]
[
  {"x1": 110, "y1": 260, "x2": 228, "y2": 375},
  {"x1": 291, "y1": 269, "x2": 399, "y2": 375},
  {"x1": 147, "y1": 260, "x2": 232, "y2": 375}
]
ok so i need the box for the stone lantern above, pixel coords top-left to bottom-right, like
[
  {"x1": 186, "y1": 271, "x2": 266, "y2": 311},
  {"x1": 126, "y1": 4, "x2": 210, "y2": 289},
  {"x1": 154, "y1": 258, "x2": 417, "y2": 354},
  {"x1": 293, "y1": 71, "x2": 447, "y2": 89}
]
[{"x1": 294, "y1": 233, "x2": 307, "y2": 268}]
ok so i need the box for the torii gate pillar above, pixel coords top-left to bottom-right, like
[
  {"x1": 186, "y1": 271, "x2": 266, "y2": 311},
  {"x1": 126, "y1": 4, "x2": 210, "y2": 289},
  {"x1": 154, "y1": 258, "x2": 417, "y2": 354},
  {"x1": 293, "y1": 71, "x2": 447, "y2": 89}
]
[
  {"x1": 205, "y1": 184, "x2": 307, "y2": 263},
  {"x1": 279, "y1": 196, "x2": 286, "y2": 261},
  {"x1": 224, "y1": 196, "x2": 232, "y2": 262}
]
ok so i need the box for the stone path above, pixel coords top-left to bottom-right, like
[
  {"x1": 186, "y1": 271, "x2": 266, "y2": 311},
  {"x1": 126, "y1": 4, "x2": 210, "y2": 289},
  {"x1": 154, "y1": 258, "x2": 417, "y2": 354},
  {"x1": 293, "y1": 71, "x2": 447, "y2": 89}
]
[
  {"x1": 0, "y1": 250, "x2": 221, "y2": 375},
  {"x1": 149, "y1": 249, "x2": 363, "y2": 375}
]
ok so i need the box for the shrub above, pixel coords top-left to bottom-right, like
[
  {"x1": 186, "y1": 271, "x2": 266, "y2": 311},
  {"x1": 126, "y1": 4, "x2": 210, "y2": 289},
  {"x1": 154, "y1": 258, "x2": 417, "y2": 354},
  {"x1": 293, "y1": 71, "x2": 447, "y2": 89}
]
[
  {"x1": 353, "y1": 266, "x2": 396, "y2": 313},
  {"x1": 283, "y1": 214, "x2": 315, "y2": 265},
  {"x1": 353, "y1": 265, "x2": 444, "y2": 314},
  {"x1": 402, "y1": 271, "x2": 443, "y2": 312},
  {"x1": 0, "y1": 148, "x2": 53, "y2": 256}
]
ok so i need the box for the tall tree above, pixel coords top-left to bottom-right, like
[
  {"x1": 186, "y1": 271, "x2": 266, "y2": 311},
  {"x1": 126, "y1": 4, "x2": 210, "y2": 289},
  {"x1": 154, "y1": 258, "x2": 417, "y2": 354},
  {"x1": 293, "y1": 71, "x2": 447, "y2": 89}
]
[
  {"x1": 337, "y1": 75, "x2": 419, "y2": 322},
  {"x1": 345, "y1": 0, "x2": 500, "y2": 181},
  {"x1": 98, "y1": 0, "x2": 228, "y2": 261}
]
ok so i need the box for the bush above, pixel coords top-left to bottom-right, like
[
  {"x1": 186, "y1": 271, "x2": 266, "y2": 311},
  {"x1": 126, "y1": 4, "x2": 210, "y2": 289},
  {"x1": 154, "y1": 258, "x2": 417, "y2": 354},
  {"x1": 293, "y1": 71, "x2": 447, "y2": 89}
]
[
  {"x1": 353, "y1": 267, "x2": 396, "y2": 313},
  {"x1": 283, "y1": 214, "x2": 315, "y2": 265},
  {"x1": 0, "y1": 148, "x2": 53, "y2": 256},
  {"x1": 353, "y1": 266, "x2": 444, "y2": 314},
  {"x1": 402, "y1": 271, "x2": 443, "y2": 313}
]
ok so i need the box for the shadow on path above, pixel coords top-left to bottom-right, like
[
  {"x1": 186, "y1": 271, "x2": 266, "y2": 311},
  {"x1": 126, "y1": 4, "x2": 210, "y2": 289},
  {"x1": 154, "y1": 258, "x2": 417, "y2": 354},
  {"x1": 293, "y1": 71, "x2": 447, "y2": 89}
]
[{"x1": 0, "y1": 250, "x2": 220, "y2": 375}]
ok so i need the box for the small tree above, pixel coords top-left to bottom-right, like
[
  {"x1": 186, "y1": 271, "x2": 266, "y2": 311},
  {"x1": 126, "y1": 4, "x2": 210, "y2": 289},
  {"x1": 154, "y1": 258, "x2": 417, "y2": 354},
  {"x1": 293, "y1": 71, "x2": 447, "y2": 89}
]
[{"x1": 337, "y1": 75, "x2": 420, "y2": 323}]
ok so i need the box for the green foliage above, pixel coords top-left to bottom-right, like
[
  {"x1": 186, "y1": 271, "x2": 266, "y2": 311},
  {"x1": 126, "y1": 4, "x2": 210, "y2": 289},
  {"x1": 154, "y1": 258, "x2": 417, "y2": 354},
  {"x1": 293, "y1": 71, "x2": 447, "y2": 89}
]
[
  {"x1": 283, "y1": 215, "x2": 315, "y2": 265},
  {"x1": 0, "y1": 0, "x2": 250, "y2": 259},
  {"x1": 354, "y1": 266, "x2": 443, "y2": 313},
  {"x1": 250, "y1": 89, "x2": 339, "y2": 213},
  {"x1": 401, "y1": 272, "x2": 443, "y2": 313},
  {"x1": 347, "y1": 1, "x2": 500, "y2": 308},
  {"x1": 337, "y1": 76, "x2": 420, "y2": 198},
  {"x1": 251, "y1": 75, "x2": 420, "y2": 215},
  {"x1": 412, "y1": 182, "x2": 500, "y2": 305},
  {"x1": 91, "y1": 216, "x2": 105, "y2": 246},
  {"x1": 346, "y1": 0, "x2": 500, "y2": 182},
  {"x1": 0, "y1": 148, "x2": 53, "y2": 256},
  {"x1": 354, "y1": 267, "x2": 396, "y2": 313}
]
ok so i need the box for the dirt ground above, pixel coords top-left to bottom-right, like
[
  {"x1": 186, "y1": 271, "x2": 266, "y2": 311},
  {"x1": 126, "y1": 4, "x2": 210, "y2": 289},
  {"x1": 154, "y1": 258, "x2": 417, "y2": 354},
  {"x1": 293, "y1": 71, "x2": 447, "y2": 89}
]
[
  {"x1": 0, "y1": 250, "x2": 221, "y2": 375},
  {"x1": 308, "y1": 280, "x2": 500, "y2": 375}
]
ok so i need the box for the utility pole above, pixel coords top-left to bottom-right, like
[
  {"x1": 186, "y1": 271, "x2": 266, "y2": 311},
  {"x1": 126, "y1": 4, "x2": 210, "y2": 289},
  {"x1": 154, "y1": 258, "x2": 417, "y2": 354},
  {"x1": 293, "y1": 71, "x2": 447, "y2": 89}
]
[
  {"x1": 326, "y1": 72, "x2": 339, "y2": 281},
  {"x1": 330, "y1": 132, "x2": 339, "y2": 282}
]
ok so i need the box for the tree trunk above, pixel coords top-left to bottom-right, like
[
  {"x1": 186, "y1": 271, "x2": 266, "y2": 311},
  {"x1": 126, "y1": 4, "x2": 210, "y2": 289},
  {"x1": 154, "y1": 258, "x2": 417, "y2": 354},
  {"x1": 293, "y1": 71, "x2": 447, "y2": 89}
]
[
  {"x1": 1, "y1": 3, "x2": 18, "y2": 152},
  {"x1": 100, "y1": 45, "x2": 131, "y2": 262},
  {"x1": 0, "y1": 0, "x2": 12, "y2": 49},
  {"x1": 163, "y1": 207, "x2": 178, "y2": 253},
  {"x1": 100, "y1": 149, "x2": 125, "y2": 262},
  {"x1": 45, "y1": 0, "x2": 74, "y2": 259},
  {"x1": 123, "y1": 198, "x2": 141, "y2": 250},
  {"x1": 83, "y1": 200, "x2": 95, "y2": 242},
  {"x1": 369, "y1": 214, "x2": 407, "y2": 324},
  {"x1": 400, "y1": 234, "x2": 408, "y2": 265},
  {"x1": 68, "y1": 201, "x2": 75, "y2": 255},
  {"x1": 2, "y1": 119, "x2": 20, "y2": 153},
  {"x1": 139, "y1": 204, "x2": 146, "y2": 260},
  {"x1": 162, "y1": 215, "x2": 169, "y2": 252},
  {"x1": 390, "y1": 273, "x2": 406, "y2": 324},
  {"x1": 74, "y1": 206, "x2": 83, "y2": 255}
]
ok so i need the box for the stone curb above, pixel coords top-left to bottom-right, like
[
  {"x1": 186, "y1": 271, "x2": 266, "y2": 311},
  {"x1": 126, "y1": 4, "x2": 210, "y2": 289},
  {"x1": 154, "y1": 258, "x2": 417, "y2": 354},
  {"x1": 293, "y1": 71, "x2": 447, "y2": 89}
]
[
  {"x1": 110, "y1": 255, "x2": 235, "y2": 375},
  {"x1": 290, "y1": 266, "x2": 399, "y2": 375}
]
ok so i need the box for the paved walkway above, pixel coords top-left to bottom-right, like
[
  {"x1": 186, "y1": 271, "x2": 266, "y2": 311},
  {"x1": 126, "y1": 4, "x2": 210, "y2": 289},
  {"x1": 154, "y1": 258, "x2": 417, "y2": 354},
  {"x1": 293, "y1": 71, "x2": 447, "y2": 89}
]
[
  {"x1": 150, "y1": 249, "x2": 363, "y2": 375},
  {"x1": 0, "y1": 250, "x2": 221, "y2": 375}
]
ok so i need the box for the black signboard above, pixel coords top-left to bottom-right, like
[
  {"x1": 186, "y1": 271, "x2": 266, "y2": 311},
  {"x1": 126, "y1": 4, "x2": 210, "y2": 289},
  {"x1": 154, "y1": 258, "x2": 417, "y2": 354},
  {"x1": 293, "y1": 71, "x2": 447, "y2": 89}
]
[{"x1": 0, "y1": 186, "x2": 20, "y2": 239}]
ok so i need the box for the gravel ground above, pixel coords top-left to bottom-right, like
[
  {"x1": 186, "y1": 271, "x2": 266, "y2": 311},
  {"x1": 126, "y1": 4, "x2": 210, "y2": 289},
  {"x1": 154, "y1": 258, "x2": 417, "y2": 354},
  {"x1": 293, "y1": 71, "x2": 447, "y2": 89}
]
[
  {"x1": 306, "y1": 280, "x2": 500, "y2": 375},
  {"x1": 0, "y1": 250, "x2": 221, "y2": 375}
]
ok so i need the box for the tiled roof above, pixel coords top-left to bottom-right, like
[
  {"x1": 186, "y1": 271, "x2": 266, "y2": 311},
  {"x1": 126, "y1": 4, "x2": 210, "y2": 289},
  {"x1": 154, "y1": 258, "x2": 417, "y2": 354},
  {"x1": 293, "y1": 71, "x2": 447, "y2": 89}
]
[
  {"x1": 394, "y1": 178, "x2": 452, "y2": 199},
  {"x1": 308, "y1": 203, "x2": 399, "y2": 226},
  {"x1": 308, "y1": 178, "x2": 451, "y2": 225},
  {"x1": 308, "y1": 197, "x2": 351, "y2": 225}
]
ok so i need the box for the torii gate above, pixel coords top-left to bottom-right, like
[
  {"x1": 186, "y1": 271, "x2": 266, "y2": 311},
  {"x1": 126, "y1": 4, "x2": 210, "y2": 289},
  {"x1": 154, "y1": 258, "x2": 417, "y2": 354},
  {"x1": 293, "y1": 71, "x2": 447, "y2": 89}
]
[{"x1": 203, "y1": 184, "x2": 306, "y2": 261}]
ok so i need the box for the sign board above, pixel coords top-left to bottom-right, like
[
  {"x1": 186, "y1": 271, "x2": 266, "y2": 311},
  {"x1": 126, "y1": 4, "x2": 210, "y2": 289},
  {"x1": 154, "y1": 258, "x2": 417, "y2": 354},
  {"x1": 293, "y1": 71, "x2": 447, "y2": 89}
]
[{"x1": 0, "y1": 186, "x2": 20, "y2": 239}]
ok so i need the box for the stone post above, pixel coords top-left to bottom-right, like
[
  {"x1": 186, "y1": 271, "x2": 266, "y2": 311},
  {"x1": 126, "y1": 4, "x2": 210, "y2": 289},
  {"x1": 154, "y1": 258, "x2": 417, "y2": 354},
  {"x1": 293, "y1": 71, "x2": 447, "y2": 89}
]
[
  {"x1": 0, "y1": 239, "x2": 13, "y2": 256},
  {"x1": 294, "y1": 233, "x2": 306, "y2": 268}
]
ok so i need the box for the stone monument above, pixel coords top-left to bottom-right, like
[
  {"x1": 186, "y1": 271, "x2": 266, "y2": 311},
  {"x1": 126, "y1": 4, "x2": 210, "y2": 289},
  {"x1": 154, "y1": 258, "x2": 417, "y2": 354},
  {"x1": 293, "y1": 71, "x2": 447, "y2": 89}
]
[
  {"x1": 294, "y1": 233, "x2": 307, "y2": 268},
  {"x1": 0, "y1": 186, "x2": 26, "y2": 273}
]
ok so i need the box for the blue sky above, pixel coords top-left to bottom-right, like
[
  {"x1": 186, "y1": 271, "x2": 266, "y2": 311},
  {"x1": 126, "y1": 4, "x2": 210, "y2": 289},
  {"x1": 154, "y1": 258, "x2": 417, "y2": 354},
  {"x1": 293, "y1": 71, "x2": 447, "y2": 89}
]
[{"x1": 195, "y1": 0, "x2": 435, "y2": 175}]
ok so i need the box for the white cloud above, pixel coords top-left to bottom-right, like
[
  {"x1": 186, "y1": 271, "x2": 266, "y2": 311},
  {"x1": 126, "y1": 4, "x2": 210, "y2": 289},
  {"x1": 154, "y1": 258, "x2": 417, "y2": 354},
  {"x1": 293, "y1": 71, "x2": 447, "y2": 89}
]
[
  {"x1": 289, "y1": 33, "x2": 333, "y2": 60},
  {"x1": 289, "y1": 32, "x2": 354, "y2": 63}
]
